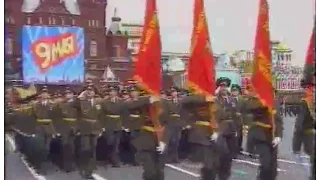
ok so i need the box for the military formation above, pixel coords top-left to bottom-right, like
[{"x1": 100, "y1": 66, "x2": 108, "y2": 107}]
[{"x1": 5, "y1": 77, "x2": 315, "y2": 180}]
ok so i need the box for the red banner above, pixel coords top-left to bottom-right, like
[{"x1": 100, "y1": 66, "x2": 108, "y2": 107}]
[
  {"x1": 187, "y1": 0, "x2": 215, "y2": 97},
  {"x1": 133, "y1": 0, "x2": 162, "y2": 96},
  {"x1": 251, "y1": 0, "x2": 274, "y2": 114}
]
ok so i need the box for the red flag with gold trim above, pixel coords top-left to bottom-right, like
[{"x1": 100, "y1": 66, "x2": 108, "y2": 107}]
[
  {"x1": 302, "y1": 17, "x2": 315, "y2": 86},
  {"x1": 301, "y1": 16, "x2": 315, "y2": 118},
  {"x1": 187, "y1": 0, "x2": 215, "y2": 97},
  {"x1": 133, "y1": 0, "x2": 161, "y2": 96},
  {"x1": 251, "y1": 0, "x2": 274, "y2": 114}
]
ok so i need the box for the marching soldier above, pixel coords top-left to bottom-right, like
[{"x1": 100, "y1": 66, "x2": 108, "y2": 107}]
[
  {"x1": 100, "y1": 86, "x2": 123, "y2": 167},
  {"x1": 121, "y1": 90, "x2": 130, "y2": 100},
  {"x1": 164, "y1": 87, "x2": 185, "y2": 163},
  {"x1": 123, "y1": 85, "x2": 168, "y2": 180},
  {"x1": 30, "y1": 87, "x2": 56, "y2": 174},
  {"x1": 55, "y1": 88, "x2": 78, "y2": 172},
  {"x1": 230, "y1": 84, "x2": 245, "y2": 154},
  {"x1": 76, "y1": 85, "x2": 103, "y2": 179},
  {"x1": 244, "y1": 93, "x2": 283, "y2": 180},
  {"x1": 181, "y1": 93, "x2": 219, "y2": 180},
  {"x1": 292, "y1": 80, "x2": 315, "y2": 178},
  {"x1": 122, "y1": 86, "x2": 144, "y2": 166},
  {"x1": 214, "y1": 77, "x2": 238, "y2": 179}
]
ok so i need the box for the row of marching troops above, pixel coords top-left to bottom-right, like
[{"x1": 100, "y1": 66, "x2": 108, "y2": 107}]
[{"x1": 5, "y1": 77, "x2": 315, "y2": 180}]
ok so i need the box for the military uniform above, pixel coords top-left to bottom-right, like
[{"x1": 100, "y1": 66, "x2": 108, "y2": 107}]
[
  {"x1": 292, "y1": 98, "x2": 315, "y2": 156},
  {"x1": 230, "y1": 84, "x2": 245, "y2": 154},
  {"x1": 100, "y1": 87, "x2": 124, "y2": 167},
  {"x1": 54, "y1": 88, "x2": 78, "y2": 172},
  {"x1": 76, "y1": 86, "x2": 103, "y2": 179},
  {"x1": 245, "y1": 97, "x2": 283, "y2": 180},
  {"x1": 181, "y1": 95, "x2": 219, "y2": 180},
  {"x1": 124, "y1": 94, "x2": 168, "y2": 180},
  {"x1": 215, "y1": 95, "x2": 238, "y2": 179},
  {"x1": 163, "y1": 87, "x2": 185, "y2": 163},
  {"x1": 122, "y1": 87, "x2": 148, "y2": 165}
]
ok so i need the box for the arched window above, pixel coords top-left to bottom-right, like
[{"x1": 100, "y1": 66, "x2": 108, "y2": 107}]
[
  {"x1": 90, "y1": 40, "x2": 97, "y2": 57},
  {"x1": 6, "y1": 37, "x2": 13, "y2": 55}
]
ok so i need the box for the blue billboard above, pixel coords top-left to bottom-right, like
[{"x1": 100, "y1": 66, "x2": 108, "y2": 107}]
[{"x1": 22, "y1": 26, "x2": 85, "y2": 84}]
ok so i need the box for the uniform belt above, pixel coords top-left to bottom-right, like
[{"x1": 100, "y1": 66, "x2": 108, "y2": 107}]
[
  {"x1": 130, "y1": 114, "x2": 140, "y2": 118},
  {"x1": 37, "y1": 119, "x2": 52, "y2": 123},
  {"x1": 221, "y1": 119, "x2": 233, "y2": 122},
  {"x1": 170, "y1": 114, "x2": 180, "y2": 117},
  {"x1": 141, "y1": 126, "x2": 155, "y2": 132},
  {"x1": 304, "y1": 129, "x2": 314, "y2": 134},
  {"x1": 194, "y1": 121, "x2": 210, "y2": 126},
  {"x1": 253, "y1": 122, "x2": 272, "y2": 128},
  {"x1": 63, "y1": 118, "x2": 77, "y2": 122},
  {"x1": 84, "y1": 119, "x2": 97, "y2": 123},
  {"x1": 106, "y1": 115, "x2": 121, "y2": 118}
]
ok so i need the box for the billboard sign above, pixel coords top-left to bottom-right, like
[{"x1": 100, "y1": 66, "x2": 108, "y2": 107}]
[{"x1": 22, "y1": 26, "x2": 85, "y2": 84}]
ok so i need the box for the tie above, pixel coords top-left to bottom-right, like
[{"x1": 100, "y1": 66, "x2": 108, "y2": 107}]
[
  {"x1": 91, "y1": 99, "x2": 94, "y2": 106},
  {"x1": 234, "y1": 97, "x2": 238, "y2": 104},
  {"x1": 225, "y1": 98, "x2": 229, "y2": 104}
]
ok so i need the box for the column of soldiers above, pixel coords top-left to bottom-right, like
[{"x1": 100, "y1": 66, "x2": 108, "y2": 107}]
[{"x1": 6, "y1": 76, "x2": 292, "y2": 180}]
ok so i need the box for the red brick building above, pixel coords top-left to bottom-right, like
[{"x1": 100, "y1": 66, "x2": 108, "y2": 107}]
[{"x1": 5, "y1": 0, "x2": 132, "y2": 82}]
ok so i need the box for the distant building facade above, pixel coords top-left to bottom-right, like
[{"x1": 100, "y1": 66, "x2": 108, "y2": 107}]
[{"x1": 5, "y1": 0, "x2": 134, "y2": 83}]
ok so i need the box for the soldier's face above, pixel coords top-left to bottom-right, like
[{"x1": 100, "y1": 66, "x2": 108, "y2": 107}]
[
  {"x1": 131, "y1": 90, "x2": 139, "y2": 98},
  {"x1": 171, "y1": 91, "x2": 178, "y2": 97},
  {"x1": 66, "y1": 93, "x2": 73, "y2": 99},
  {"x1": 220, "y1": 87, "x2": 229, "y2": 95},
  {"x1": 87, "y1": 90, "x2": 95, "y2": 98},
  {"x1": 41, "y1": 92, "x2": 49, "y2": 99},
  {"x1": 231, "y1": 90, "x2": 239, "y2": 96},
  {"x1": 109, "y1": 90, "x2": 117, "y2": 97}
]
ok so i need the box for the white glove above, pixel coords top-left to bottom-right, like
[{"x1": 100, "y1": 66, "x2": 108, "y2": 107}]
[
  {"x1": 272, "y1": 137, "x2": 281, "y2": 147},
  {"x1": 214, "y1": 87, "x2": 221, "y2": 95},
  {"x1": 102, "y1": 128, "x2": 105, "y2": 132},
  {"x1": 185, "y1": 125, "x2": 191, "y2": 129},
  {"x1": 122, "y1": 126, "x2": 130, "y2": 132},
  {"x1": 210, "y1": 132, "x2": 219, "y2": 141},
  {"x1": 96, "y1": 104, "x2": 101, "y2": 110},
  {"x1": 156, "y1": 141, "x2": 166, "y2": 154},
  {"x1": 31, "y1": 134, "x2": 35, "y2": 137},
  {"x1": 149, "y1": 96, "x2": 160, "y2": 103}
]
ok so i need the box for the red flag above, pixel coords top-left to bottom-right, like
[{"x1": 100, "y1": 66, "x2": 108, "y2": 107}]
[
  {"x1": 302, "y1": 17, "x2": 315, "y2": 86},
  {"x1": 133, "y1": 0, "x2": 161, "y2": 96},
  {"x1": 187, "y1": 0, "x2": 216, "y2": 129},
  {"x1": 251, "y1": 0, "x2": 274, "y2": 113},
  {"x1": 302, "y1": 16, "x2": 315, "y2": 116},
  {"x1": 187, "y1": 0, "x2": 215, "y2": 97},
  {"x1": 133, "y1": 0, "x2": 163, "y2": 143}
]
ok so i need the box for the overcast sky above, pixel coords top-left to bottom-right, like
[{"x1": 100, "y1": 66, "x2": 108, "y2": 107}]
[{"x1": 106, "y1": 0, "x2": 314, "y2": 66}]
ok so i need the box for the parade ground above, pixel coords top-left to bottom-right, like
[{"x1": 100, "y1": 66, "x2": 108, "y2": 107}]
[{"x1": 5, "y1": 116, "x2": 310, "y2": 180}]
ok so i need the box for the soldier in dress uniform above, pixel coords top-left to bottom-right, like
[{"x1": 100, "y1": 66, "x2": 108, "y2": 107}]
[
  {"x1": 100, "y1": 86, "x2": 123, "y2": 167},
  {"x1": 55, "y1": 87, "x2": 78, "y2": 172},
  {"x1": 181, "y1": 93, "x2": 219, "y2": 180},
  {"x1": 121, "y1": 90, "x2": 130, "y2": 100},
  {"x1": 244, "y1": 93, "x2": 283, "y2": 180},
  {"x1": 76, "y1": 85, "x2": 103, "y2": 179},
  {"x1": 230, "y1": 84, "x2": 245, "y2": 154},
  {"x1": 121, "y1": 85, "x2": 144, "y2": 166},
  {"x1": 292, "y1": 80, "x2": 315, "y2": 174},
  {"x1": 214, "y1": 77, "x2": 239, "y2": 179},
  {"x1": 123, "y1": 85, "x2": 168, "y2": 180},
  {"x1": 31, "y1": 87, "x2": 56, "y2": 174},
  {"x1": 164, "y1": 87, "x2": 185, "y2": 163}
]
